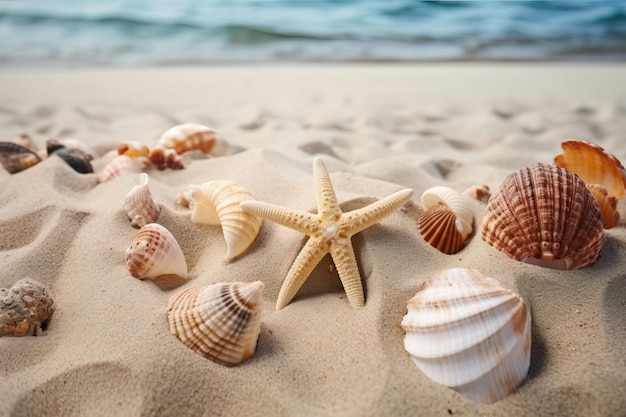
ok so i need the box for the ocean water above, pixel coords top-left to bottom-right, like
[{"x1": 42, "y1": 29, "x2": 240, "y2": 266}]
[{"x1": 0, "y1": 0, "x2": 625, "y2": 67}]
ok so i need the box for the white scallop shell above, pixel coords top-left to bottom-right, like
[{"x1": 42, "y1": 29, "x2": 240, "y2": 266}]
[
  {"x1": 421, "y1": 186, "x2": 473, "y2": 239},
  {"x1": 124, "y1": 173, "x2": 160, "y2": 228},
  {"x1": 189, "y1": 180, "x2": 262, "y2": 260},
  {"x1": 166, "y1": 281, "x2": 264, "y2": 366},
  {"x1": 401, "y1": 268, "x2": 531, "y2": 404}
]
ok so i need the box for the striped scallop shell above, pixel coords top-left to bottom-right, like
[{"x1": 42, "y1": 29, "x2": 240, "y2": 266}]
[
  {"x1": 125, "y1": 223, "x2": 188, "y2": 286},
  {"x1": 98, "y1": 155, "x2": 143, "y2": 183},
  {"x1": 189, "y1": 180, "x2": 262, "y2": 260},
  {"x1": 481, "y1": 163, "x2": 603, "y2": 270},
  {"x1": 554, "y1": 139, "x2": 626, "y2": 198},
  {"x1": 586, "y1": 184, "x2": 620, "y2": 229},
  {"x1": 158, "y1": 123, "x2": 231, "y2": 156},
  {"x1": 166, "y1": 281, "x2": 264, "y2": 366},
  {"x1": 419, "y1": 186, "x2": 473, "y2": 254},
  {"x1": 402, "y1": 268, "x2": 531, "y2": 404},
  {"x1": 124, "y1": 173, "x2": 160, "y2": 228}
]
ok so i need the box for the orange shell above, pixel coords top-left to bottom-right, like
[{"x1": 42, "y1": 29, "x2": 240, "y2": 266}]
[
  {"x1": 148, "y1": 146, "x2": 184, "y2": 170},
  {"x1": 481, "y1": 163, "x2": 603, "y2": 270},
  {"x1": 117, "y1": 141, "x2": 150, "y2": 158},
  {"x1": 419, "y1": 204, "x2": 465, "y2": 254},
  {"x1": 586, "y1": 184, "x2": 620, "y2": 229},
  {"x1": 554, "y1": 139, "x2": 626, "y2": 198},
  {"x1": 157, "y1": 123, "x2": 227, "y2": 155}
]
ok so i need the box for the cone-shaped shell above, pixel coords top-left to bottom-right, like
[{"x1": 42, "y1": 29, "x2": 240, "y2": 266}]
[
  {"x1": 0, "y1": 141, "x2": 42, "y2": 174},
  {"x1": 554, "y1": 139, "x2": 626, "y2": 198},
  {"x1": 158, "y1": 123, "x2": 230, "y2": 156},
  {"x1": 1, "y1": 278, "x2": 54, "y2": 337},
  {"x1": 167, "y1": 281, "x2": 264, "y2": 366},
  {"x1": 189, "y1": 180, "x2": 262, "y2": 260},
  {"x1": 481, "y1": 163, "x2": 603, "y2": 270},
  {"x1": 125, "y1": 223, "x2": 188, "y2": 286},
  {"x1": 124, "y1": 173, "x2": 161, "y2": 228},
  {"x1": 419, "y1": 186, "x2": 473, "y2": 254},
  {"x1": 586, "y1": 184, "x2": 620, "y2": 229},
  {"x1": 98, "y1": 155, "x2": 143, "y2": 183},
  {"x1": 402, "y1": 268, "x2": 531, "y2": 404}
]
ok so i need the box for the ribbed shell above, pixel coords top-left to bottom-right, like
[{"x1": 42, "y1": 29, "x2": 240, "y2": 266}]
[
  {"x1": 402, "y1": 268, "x2": 531, "y2": 404},
  {"x1": 189, "y1": 180, "x2": 262, "y2": 260},
  {"x1": 0, "y1": 141, "x2": 42, "y2": 174},
  {"x1": 554, "y1": 139, "x2": 626, "y2": 198},
  {"x1": 148, "y1": 146, "x2": 184, "y2": 170},
  {"x1": 0, "y1": 278, "x2": 54, "y2": 337},
  {"x1": 124, "y1": 173, "x2": 161, "y2": 228},
  {"x1": 421, "y1": 186, "x2": 473, "y2": 239},
  {"x1": 419, "y1": 205, "x2": 465, "y2": 254},
  {"x1": 586, "y1": 184, "x2": 620, "y2": 229},
  {"x1": 158, "y1": 123, "x2": 230, "y2": 156},
  {"x1": 125, "y1": 223, "x2": 188, "y2": 285},
  {"x1": 166, "y1": 281, "x2": 264, "y2": 366},
  {"x1": 98, "y1": 155, "x2": 143, "y2": 183},
  {"x1": 481, "y1": 163, "x2": 603, "y2": 270}
]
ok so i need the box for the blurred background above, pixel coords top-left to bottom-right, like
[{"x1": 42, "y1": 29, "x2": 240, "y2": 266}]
[{"x1": 0, "y1": 0, "x2": 625, "y2": 67}]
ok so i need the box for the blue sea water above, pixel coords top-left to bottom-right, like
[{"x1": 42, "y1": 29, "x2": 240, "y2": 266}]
[{"x1": 0, "y1": 0, "x2": 625, "y2": 67}]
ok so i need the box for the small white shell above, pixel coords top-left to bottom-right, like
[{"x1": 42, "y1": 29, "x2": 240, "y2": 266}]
[
  {"x1": 124, "y1": 173, "x2": 160, "y2": 228},
  {"x1": 421, "y1": 186, "x2": 473, "y2": 239},
  {"x1": 402, "y1": 268, "x2": 531, "y2": 404},
  {"x1": 125, "y1": 223, "x2": 188, "y2": 287},
  {"x1": 189, "y1": 180, "x2": 262, "y2": 260}
]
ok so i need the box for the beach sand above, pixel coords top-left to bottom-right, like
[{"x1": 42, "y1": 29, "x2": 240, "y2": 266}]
[{"x1": 1, "y1": 64, "x2": 625, "y2": 417}]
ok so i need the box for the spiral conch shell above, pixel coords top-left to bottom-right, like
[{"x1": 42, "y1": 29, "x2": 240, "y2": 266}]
[
  {"x1": 158, "y1": 123, "x2": 231, "y2": 156},
  {"x1": 419, "y1": 186, "x2": 473, "y2": 254},
  {"x1": 166, "y1": 281, "x2": 264, "y2": 366},
  {"x1": 402, "y1": 268, "x2": 531, "y2": 404},
  {"x1": 481, "y1": 163, "x2": 603, "y2": 270},
  {"x1": 189, "y1": 181, "x2": 262, "y2": 261},
  {"x1": 124, "y1": 173, "x2": 160, "y2": 228},
  {"x1": 1, "y1": 278, "x2": 54, "y2": 337},
  {"x1": 126, "y1": 223, "x2": 188, "y2": 287}
]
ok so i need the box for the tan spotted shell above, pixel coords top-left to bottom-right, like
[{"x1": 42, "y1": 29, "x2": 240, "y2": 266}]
[
  {"x1": 98, "y1": 155, "x2": 143, "y2": 183},
  {"x1": 166, "y1": 281, "x2": 264, "y2": 366},
  {"x1": 124, "y1": 173, "x2": 160, "y2": 228},
  {"x1": 189, "y1": 180, "x2": 262, "y2": 261},
  {"x1": 402, "y1": 268, "x2": 531, "y2": 404},
  {"x1": 0, "y1": 278, "x2": 54, "y2": 337},
  {"x1": 157, "y1": 123, "x2": 231, "y2": 156},
  {"x1": 481, "y1": 163, "x2": 603, "y2": 270}
]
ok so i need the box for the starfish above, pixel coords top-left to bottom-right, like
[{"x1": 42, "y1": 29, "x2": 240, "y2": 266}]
[{"x1": 240, "y1": 157, "x2": 413, "y2": 310}]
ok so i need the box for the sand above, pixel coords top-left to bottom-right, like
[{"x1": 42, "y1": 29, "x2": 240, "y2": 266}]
[{"x1": 0, "y1": 64, "x2": 625, "y2": 417}]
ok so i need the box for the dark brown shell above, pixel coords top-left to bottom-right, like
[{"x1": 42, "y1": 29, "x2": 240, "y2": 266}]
[
  {"x1": 0, "y1": 141, "x2": 42, "y2": 174},
  {"x1": 419, "y1": 204, "x2": 465, "y2": 254},
  {"x1": 46, "y1": 140, "x2": 94, "y2": 174},
  {"x1": 481, "y1": 163, "x2": 603, "y2": 270}
]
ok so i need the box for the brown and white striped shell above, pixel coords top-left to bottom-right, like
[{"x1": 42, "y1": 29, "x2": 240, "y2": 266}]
[
  {"x1": 125, "y1": 223, "x2": 188, "y2": 287},
  {"x1": 0, "y1": 278, "x2": 54, "y2": 337},
  {"x1": 124, "y1": 173, "x2": 160, "y2": 228},
  {"x1": 148, "y1": 146, "x2": 184, "y2": 170},
  {"x1": 98, "y1": 155, "x2": 143, "y2": 183},
  {"x1": 402, "y1": 268, "x2": 531, "y2": 404},
  {"x1": 117, "y1": 140, "x2": 150, "y2": 158},
  {"x1": 419, "y1": 186, "x2": 473, "y2": 254},
  {"x1": 158, "y1": 123, "x2": 230, "y2": 156},
  {"x1": 481, "y1": 163, "x2": 603, "y2": 270},
  {"x1": 166, "y1": 281, "x2": 264, "y2": 366},
  {"x1": 189, "y1": 180, "x2": 262, "y2": 260}
]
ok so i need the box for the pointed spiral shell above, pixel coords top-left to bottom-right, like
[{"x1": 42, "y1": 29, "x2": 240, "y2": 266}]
[
  {"x1": 124, "y1": 173, "x2": 160, "y2": 228},
  {"x1": 167, "y1": 281, "x2": 264, "y2": 366}
]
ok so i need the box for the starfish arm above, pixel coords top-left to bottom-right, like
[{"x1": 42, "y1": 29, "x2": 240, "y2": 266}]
[
  {"x1": 313, "y1": 157, "x2": 342, "y2": 220},
  {"x1": 343, "y1": 188, "x2": 413, "y2": 234},
  {"x1": 276, "y1": 239, "x2": 329, "y2": 310},
  {"x1": 330, "y1": 239, "x2": 365, "y2": 308},
  {"x1": 240, "y1": 200, "x2": 319, "y2": 235}
]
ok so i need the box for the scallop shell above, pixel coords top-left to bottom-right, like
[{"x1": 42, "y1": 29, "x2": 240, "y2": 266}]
[
  {"x1": 166, "y1": 281, "x2": 264, "y2": 366},
  {"x1": 586, "y1": 184, "x2": 619, "y2": 229},
  {"x1": 98, "y1": 155, "x2": 143, "y2": 183},
  {"x1": 401, "y1": 268, "x2": 531, "y2": 404},
  {"x1": 419, "y1": 186, "x2": 473, "y2": 254},
  {"x1": 117, "y1": 140, "x2": 150, "y2": 158},
  {"x1": 158, "y1": 123, "x2": 230, "y2": 156},
  {"x1": 148, "y1": 146, "x2": 184, "y2": 170},
  {"x1": 0, "y1": 141, "x2": 42, "y2": 174},
  {"x1": 189, "y1": 180, "x2": 262, "y2": 260},
  {"x1": 126, "y1": 223, "x2": 188, "y2": 287},
  {"x1": 46, "y1": 140, "x2": 94, "y2": 174},
  {"x1": 1, "y1": 278, "x2": 54, "y2": 337},
  {"x1": 124, "y1": 173, "x2": 160, "y2": 228},
  {"x1": 554, "y1": 139, "x2": 626, "y2": 198},
  {"x1": 481, "y1": 163, "x2": 603, "y2": 270}
]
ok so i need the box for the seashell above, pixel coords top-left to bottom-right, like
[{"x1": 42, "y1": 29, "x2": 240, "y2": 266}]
[
  {"x1": 0, "y1": 141, "x2": 42, "y2": 174},
  {"x1": 554, "y1": 139, "x2": 626, "y2": 198},
  {"x1": 166, "y1": 281, "x2": 264, "y2": 366},
  {"x1": 124, "y1": 173, "x2": 160, "y2": 228},
  {"x1": 419, "y1": 186, "x2": 473, "y2": 254},
  {"x1": 189, "y1": 181, "x2": 262, "y2": 260},
  {"x1": 1, "y1": 278, "x2": 54, "y2": 337},
  {"x1": 148, "y1": 146, "x2": 184, "y2": 170},
  {"x1": 98, "y1": 155, "x2": 143, "y2": 183},
  {"x1": 481, "y1": 163, "x2": 603, "y2": 270},
  {"x1": 11, "y1": 133, "x2": 43, "y2": 156},
  {"x1": 46, "y1": 140, "x2": 94, "y2": 174},
  {"x1": 157, "y1": 123, "x2": 231, "y2": 156},
  {"x1": 401, "y1": 268, "x2": 531, "y2": 404},
  {"x1": 462, "y1": 184, "x2": 491, "y2": 202},
  {"x1": 57, "y1": 139, "x2": 96, "y2": 160},
  {"x1": 175, "y1": 190, "x2": 192, "y2": 208},
  {"x1": 586, "y1": 184, "x2": 619, "y2": 229},
  {"x1": 126, "y1": 223, "x2": 188, "y2": 287},
  {"x1": 117, "y1": 140, "x2": 150, "y2": 158}
]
